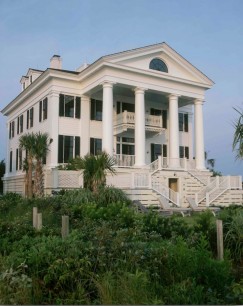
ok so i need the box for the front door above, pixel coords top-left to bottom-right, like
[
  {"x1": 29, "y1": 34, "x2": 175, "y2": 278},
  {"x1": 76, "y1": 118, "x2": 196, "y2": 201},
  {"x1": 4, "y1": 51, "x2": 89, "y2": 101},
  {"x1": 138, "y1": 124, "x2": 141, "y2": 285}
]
[
  {"x1": 169, "y1": 178, "x2": 178, "y2": 192},
  {"x1": 151, "y1": 143, "x2": 162, "y2": 162}
]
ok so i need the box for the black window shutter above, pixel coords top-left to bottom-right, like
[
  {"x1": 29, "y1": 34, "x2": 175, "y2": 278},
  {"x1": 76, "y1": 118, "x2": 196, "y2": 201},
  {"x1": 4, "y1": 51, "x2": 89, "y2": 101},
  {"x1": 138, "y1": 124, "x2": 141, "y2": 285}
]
[
  {"x1": 75, "y1": 136, "x2": 80, "y2": 157},
  {"x1": 59, "y1": 94, "x2": 64, "y2": 116},
  {"x1": 179, "y1": 146, "x2": 184, "y2": 158},
  {"x1": 75, "y1": 97, "x2": 81, "y2": 119},
  {"x1": 151, "y1": 143, "x2": 155, "y2": 162},
  {"x1": 179, "y1": 113, "x2": 183, "y2": 131},
  {"x1": 91, "y1": 99, "x2": 95, "y2": 120},
  {"x1": 17, "y1": 117, "x2": 19, "y2": 134},
  {"x1": 184, "y1": 114, "x2": 189, "y2": 132},
  {"x1": 90, "y1": 138, "x2": 94, "y2": 154},
  {"x1": 162, "y1": 110, "x2": 167, "y2": 129},
  {"x1": 163, "y1": 144, "x2": 167, "y2": 157},
  {"x1": 185, "y1": 146, "x2": 189, "y2": 159},
  {"x1": 27, "y1": 110, "x2": 29, "y2": 129},
  {"x1": 39, "y1": 101, "x2": 42, "y2": 122},
  {"x1": 58, "y1": 135, "x2": 64, "y2": 163},
  {"x1": 16, "y1": 148, "x2": 19, "y2": 171}
]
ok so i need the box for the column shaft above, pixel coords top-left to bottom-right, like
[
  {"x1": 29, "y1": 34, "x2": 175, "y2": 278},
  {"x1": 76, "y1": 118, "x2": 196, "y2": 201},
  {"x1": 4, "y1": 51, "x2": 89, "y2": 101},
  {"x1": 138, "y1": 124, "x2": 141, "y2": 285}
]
[
  {"x1": 135, "y1": 88, "x2": 146, "y2": 166},
  {"x1": 81, "y1": 95, "x2": 90, "y2": 156},
  {"x1": 49, "y1": 92, "x2": 59, "y2": 167},
  {"x1": 194, "y1": 99, "x2": 205, "y2": 170},
  {"x1": 169, "y1": 94, "x2": 180, "y2": 168},
  {"x1": 102, "y1": 82, "x2": 113, "y2": 156}
]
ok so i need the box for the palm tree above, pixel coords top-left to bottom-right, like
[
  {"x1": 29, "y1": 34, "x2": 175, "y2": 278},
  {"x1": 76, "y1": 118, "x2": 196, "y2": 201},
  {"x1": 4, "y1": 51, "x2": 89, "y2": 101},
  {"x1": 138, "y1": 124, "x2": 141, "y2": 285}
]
[
  {"x1": 233, "y1": 107, "x2": 243, "y2": 160},
  {"x1": 33, "y1": 132, "x2": 49, "y2": 197},
  {"x1": 69, "y1": 152, "x2": 116, "y2": 192},
  {"x1": 19, "y1": 133, "x2": 36, "y2": 198}
]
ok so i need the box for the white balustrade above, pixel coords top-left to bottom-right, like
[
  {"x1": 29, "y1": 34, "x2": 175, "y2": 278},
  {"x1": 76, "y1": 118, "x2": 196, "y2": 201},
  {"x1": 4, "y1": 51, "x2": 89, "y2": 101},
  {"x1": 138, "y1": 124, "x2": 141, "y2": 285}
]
[
  {"x1": 114, "y1": 154, "x2": 135, "y2": 167},
  {"x1": 114, "y1": 111, "x2": 162, "y2": 128}
]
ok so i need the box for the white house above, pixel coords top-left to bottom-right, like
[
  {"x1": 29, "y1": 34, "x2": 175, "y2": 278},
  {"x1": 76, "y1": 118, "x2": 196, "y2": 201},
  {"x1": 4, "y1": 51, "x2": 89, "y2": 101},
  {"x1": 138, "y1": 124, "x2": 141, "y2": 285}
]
[{"x1": 1, "y1": 43, "x2": 242, "y2": 208}]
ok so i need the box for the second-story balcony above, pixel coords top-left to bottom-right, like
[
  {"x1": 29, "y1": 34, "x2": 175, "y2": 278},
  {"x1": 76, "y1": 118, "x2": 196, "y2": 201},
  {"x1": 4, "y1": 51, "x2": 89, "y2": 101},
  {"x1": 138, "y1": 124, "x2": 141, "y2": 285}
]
[{"x1": 114, "y1": 111, "x2": 164, "y2": 135}]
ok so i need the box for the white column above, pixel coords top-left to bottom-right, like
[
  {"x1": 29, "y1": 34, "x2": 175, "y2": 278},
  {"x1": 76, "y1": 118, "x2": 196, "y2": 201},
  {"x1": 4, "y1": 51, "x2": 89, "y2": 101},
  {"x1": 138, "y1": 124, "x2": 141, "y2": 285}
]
[
  {"x1": 194, "y1": 99, "x2": 205, "y2": 170},
  {"x1": 134, "y1": 87, "x2": 146, "y2": 167},
  {"x1": 169, "y1": 94, "x2": 180, "y2": 168},
  {"x1": 81, "y1": 95, "x2": 90, "y2": 156},
  {"x1": 49, "y1": 92, "x2": 59, "y2": 167},
  {"x1": 102, "y1": 82, "x2": 114, "y2": 156}
]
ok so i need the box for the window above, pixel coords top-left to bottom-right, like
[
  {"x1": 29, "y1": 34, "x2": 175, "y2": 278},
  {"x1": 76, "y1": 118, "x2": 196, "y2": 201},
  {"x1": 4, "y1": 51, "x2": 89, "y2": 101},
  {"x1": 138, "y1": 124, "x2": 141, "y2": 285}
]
[
  {"x1": 17, "y1": 114, "x2": 23, "y2": 134},
  {"x1": 16, "y1": 148, "x2": 23, "y2": 171},
  {"x1": 91, "y1": 99, "x2": 102, "y2": 120},
  {"x1": 9, "y1": 151, "x2": 12, "y2": 172},
  {"x1": 59, "y1": 94, "x2": 81, "y2": 118},
  {"x1": 179, "y1": 146, "x2": 189, "y2": 159},
  {"x1": 39, "y1": 98, "x2": 48, "y2": 122},
  {"x1": 116, "y1": 101, "x2": 135, "y2": 114},
  {"x1": 149, "y1": 58, "x2": 168, "y2": 73},
  {"x1": 116, "y1": 137, "x2": 134, "y2": 155},
  {"x1": 179, "y1": 113, "x2": 189, "y2": 132},
  {"x1": 9, "y1": 121, "x2": 15, "y2": 139},
  {"x1": 90, "y1": 138, "x2": 102, "y2": 155},
  {"x1": 27, "y1": 107, "x2": 34, "y2": 129},
  {"x1": 151, "y1": 144, "x2": 167, "y2": 162},
  {"x1": 58, "y1": 135, "x2": 80, "y2": 163},
  {"x1": 150, "y1": 108, "x2": 167, "y2": 128}
]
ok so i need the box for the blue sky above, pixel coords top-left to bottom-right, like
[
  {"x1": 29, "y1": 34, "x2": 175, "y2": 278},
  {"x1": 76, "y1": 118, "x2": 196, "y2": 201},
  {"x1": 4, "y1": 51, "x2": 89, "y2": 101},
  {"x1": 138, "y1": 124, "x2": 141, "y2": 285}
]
[{"x1": 1, "y1": 0, "x2": 243, "y2": 175}]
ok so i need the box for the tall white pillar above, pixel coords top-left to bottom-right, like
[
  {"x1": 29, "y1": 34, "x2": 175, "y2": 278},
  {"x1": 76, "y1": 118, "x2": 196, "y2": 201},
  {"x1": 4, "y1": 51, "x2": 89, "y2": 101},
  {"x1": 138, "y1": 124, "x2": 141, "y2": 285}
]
[
  {"x1": 169, "y1": 94, "x2": 180, "y2": 168},
  {"x1": 194, "y1": 99, "x2": 205, "y2": 170},
  {"x1": 81, "y1": 95, "x2": 90, "y2": 156},
  {"x1": 102, "y1": 82, "x2": 114, "y2": 156},
  {"x1": 49, "y1": 91, "x2": 59, "y2": 167},
  {"x1": 134, "y1": 87, "x2": 146, "y2": 167}
]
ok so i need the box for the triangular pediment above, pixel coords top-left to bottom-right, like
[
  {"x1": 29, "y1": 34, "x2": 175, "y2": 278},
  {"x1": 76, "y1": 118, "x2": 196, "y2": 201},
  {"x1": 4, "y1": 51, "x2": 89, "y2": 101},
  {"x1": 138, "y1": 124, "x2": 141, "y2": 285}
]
[{"x1": 102, "y1": 43, "x2": 213, "y2": 87}]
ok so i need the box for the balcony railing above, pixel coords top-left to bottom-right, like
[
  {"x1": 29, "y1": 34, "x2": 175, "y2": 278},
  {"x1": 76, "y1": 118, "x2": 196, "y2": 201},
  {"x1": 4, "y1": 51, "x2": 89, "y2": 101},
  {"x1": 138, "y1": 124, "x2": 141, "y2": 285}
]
[
  {"x1": 114, "y1": 111, "x2": 163, "y2": 133},
  {"x1": 114, "y1": 154, "x2": 135, "y2": 167}
]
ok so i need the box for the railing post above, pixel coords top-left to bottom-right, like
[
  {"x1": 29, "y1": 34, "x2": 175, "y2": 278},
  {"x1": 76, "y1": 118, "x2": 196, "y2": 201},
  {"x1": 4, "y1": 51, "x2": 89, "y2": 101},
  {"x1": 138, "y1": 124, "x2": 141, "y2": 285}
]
[
  {"x1": 124, "y1": 110, "x2": 127, "y2": 124},
  {"x1": 206, "y1": 193, "x2": 209, "y2": 207},
  {"x1": 148, "y1": 174, "x2": 152, "y2": 188},
  {"x1": 195, "y1": 193, "x2": 198, "y2": 206},
  {"x1": 158, "y1": 156, "x2": 162, "y2": 170},
  {"x1": 215, "y1": 176, "x2": 220, "y2": 187},
  {"x1": 239, "y1": 176, "x2": 242, "y2": 189},
  {"x1": 216, "y1": 219, "x2": 224, "y2": 261},
  {"x1": 131, "y1": 172, "x2": 135, "y2": 189},
  {"x1": 62, "y1": 215, "x2": 69, "y2": 239},
  {"x1": 176, "y1": 192, "x2": 180, "y2": 207},
  {"x1": 227, "y1": 176, "x2": 231, "y2": 189},
  {"x1": 37, "y1": 213, "x2": 42, "y2": 231},
  {"x1": 184, "y1": 158, "x2": 187, "y2": 170},
  {"x1": 33, "y1": 207, "x2": 38, "y2": 229}
]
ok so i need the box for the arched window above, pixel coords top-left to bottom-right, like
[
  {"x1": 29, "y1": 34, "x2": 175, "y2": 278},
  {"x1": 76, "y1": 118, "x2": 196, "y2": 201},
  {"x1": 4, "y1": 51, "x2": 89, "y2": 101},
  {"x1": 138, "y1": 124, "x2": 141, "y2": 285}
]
[{"x1": 149, "y1": 58, "x2": 168, "y2": 73}]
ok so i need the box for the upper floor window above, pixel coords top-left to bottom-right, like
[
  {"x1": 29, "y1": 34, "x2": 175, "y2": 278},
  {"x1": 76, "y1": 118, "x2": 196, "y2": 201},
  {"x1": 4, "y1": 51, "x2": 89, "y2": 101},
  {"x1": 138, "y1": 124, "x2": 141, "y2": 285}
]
[
  {"x1": 59, "y1": 94, "x2": 81, "y2": 118},
  {"x1": 179, "y1": 113, "x2": 188, "y2": 132},
  {"x1": 17, "y1": 114, "x2": 24, "y2": 134},
  {"x1": 150, "y1": 108, "x2": 167, "y2": 129},
  {"x1": 91, "y1": 99, "x2": 102, "y2": 121},
  {"x1": 117, "y1": 101, "x2": 135, "y2": 114},
  {"x1": 16, "y1": 148, "x2": 23, "y2": 171},
  {"x1": 39, "y1": 97, "x2": 48, "y2": 122},
  {"x1": 27, "y1": 107, "x2": 34, "y2": 129},
  {"x1": 9, "y1": 121, "x2": 15, "y2": 139},
  {"x1": 9, "y1": 151, "x2": 13, "y2": 172},
  {"x1": 149, "y1": 58, "x2": 168, "y2": 73}
]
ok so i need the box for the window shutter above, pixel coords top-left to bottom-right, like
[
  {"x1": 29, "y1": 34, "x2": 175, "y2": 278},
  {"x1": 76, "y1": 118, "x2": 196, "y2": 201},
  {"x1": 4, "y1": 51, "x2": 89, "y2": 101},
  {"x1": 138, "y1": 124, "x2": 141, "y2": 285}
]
[
  {"x1": 185, "y1": 146, "x2": 189, "y2": 159},
  {"x1": 16, "y1": 148, "x2": 19, "y2": 171},
  {"x1": 59, "y1": 94, "x2": 64, "y2": 116},
  {"x1": 43, "y1": 98, "x2": 48, "y2": 120},
  {"x1": 163, "y1": 144, "x2": 167, "y2": 157},
  {"x1": 75, "y1": 136, "x2": 80, "y2": 157},
  {"x1": 151, "y1": 143, "x2": 155, "y2": 162},
  {"x1": 58, "y1": 135, "x2": 64, "y2": 163},
  {"x1": 184, "y1": 114, "x2": 189, "y2": 132},
  {"x1": 27, "y1": 110, "x2": 29, "y2": 129},
  {"x1": 162, "y1": 110, "x2": 167, "y2": 129},
  {"x1": 179, "y1": 113, "x2": 183, "y2": 131},
  {"x1": 90, "y1": 138, "x2": 94, "y2": 154},
  {"x1": 91, "y1": 99, "x2": 95, "y2": 120},
  {"x1": 39, "y1": 101, "x2": 42, "y2": 122},
  {"x1": 75, "y1": 97, "x2": 81, "y2": 119}
]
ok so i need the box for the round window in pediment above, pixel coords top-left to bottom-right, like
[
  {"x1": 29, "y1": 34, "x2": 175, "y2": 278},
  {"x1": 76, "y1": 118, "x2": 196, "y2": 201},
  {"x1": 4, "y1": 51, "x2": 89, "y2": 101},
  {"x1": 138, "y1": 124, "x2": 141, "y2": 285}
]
[{"x1": 149, "y1": 58, "x2": 168, "y2": 73}]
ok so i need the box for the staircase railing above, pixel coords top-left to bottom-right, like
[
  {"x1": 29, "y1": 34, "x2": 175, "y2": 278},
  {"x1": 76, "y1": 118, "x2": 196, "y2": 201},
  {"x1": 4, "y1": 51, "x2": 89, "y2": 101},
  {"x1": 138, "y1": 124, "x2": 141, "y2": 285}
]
[
  {"x1": 195, "y1": 177, "x2": 217, "y2": 204},
  {"x1": 132, "y1": 172, "x2": 180, "y2": 207},
  {"x1": 206, "y1": 177, "x2": 230, "y2": 206},
  {"x1": 188, "y1": 170, "x2": 210, "y2": 186}
]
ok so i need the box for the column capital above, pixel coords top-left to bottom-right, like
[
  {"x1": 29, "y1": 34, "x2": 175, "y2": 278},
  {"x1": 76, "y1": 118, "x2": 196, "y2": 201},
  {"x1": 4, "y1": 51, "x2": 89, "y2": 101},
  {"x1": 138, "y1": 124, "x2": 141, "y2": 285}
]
[
  {"x1": 194, "y1": 98, "x2": 205, "y2": 105},
  {"x1": 81, "y1": 95, "x2": 90, "y2": 101},
  {"x1": 134, "y1": 87, "x2": 147, "y2": 94},
  {"x1": 168, "y1": 93, "x2": 181, "y2": 100},
  {"x1": 101, "y1": 81, "x2": 115, "y2": 88},
  {"x1": 49, "y1": 90, "x2": 60, "y2": 98}
]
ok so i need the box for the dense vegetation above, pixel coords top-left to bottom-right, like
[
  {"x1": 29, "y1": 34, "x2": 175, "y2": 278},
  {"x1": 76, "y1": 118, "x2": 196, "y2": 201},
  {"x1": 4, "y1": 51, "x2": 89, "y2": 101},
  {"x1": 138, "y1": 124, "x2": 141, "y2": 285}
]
[{"x1": 0, "y1": 188, "x2": 242, "y2": 304}]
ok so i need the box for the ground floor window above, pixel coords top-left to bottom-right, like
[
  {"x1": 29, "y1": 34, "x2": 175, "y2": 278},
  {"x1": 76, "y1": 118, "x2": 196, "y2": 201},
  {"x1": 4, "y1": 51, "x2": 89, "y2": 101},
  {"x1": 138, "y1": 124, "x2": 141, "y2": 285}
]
[
  {"x1": 116, "y1": 137, "x2": 135, "y2": 155},
  {"x1": 90, "y1": 138, "x2": 102, "y2": 155},
  {"x1": 9, "y1": 151, "x2": 12, "y2": 172},
  {"x1": 179, "y1": 146, "x2": 189, "y2": 159},
  {"x1": 151, "y1": 143, "x2": 167, "y2": 162},
  {"x1": 58, "y1": 135, "x2": 80, "y2": 163}
]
